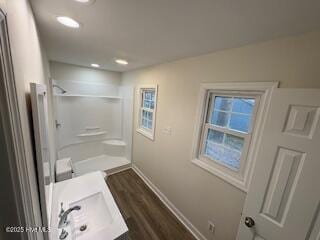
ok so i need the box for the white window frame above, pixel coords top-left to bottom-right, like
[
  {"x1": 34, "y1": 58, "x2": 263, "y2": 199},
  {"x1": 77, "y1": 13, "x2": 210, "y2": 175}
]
[
  {"x1": 191, "y1": 82, "x2": 278, "y2": 192},
  {"x1": 136, "y1": 85, "x2": 158, "y2": 140}
]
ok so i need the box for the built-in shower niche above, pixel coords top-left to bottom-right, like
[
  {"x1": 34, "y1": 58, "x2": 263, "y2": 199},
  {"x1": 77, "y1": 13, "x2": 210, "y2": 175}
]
[{"x1": 56, "y1": 89, "x2": 133, "y2": 176}]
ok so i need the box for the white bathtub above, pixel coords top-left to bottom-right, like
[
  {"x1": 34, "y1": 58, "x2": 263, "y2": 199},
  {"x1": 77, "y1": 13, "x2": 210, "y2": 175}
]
[{"x1": 58, "y1": 139, "x2": 130, "y2": 176}]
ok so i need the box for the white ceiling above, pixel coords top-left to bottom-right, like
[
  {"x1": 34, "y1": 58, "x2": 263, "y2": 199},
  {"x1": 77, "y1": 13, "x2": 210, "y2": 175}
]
[{"x1": 30, "y1": 0, "x2": 320, "y2": 72}]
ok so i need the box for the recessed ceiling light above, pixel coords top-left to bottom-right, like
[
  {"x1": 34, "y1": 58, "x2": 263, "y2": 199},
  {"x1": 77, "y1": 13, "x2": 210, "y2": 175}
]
[
  {"x1": 115, "y1": 59, "x2": 128, "y2": 65},
  {"x1": 91, "y1": 63, "x2": 100, "y2": 68},
  {"x1": 56, "y1": 16, "x2": 80, "y2": 28},
  {"x1": 73, "y1": 0, "x2": 95, "y2": 4}
]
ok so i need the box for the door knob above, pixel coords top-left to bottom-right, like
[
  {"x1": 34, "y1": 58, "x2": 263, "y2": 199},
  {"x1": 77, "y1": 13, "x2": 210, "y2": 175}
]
[{"x1": 244, "y1": 217, "x2": 255, "y2": 228}]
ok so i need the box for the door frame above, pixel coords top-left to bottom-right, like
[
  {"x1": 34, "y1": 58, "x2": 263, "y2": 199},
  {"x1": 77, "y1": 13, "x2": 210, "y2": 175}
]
[
  {"x1": 30, "y1": 82, "x2": 52, "y2": 233},
  {"x1": 0, "y1": 9, "x2": 39, "y2": 240}
]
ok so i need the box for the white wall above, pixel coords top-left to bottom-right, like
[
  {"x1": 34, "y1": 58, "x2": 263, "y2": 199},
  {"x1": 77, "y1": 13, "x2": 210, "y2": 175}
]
[
  {"x1": 119, "y1": 85, "x2": 134, "y2": 161},
  {"x1": 50, "y1": 61, "x2": 121, "y2": 96},
  {"x1": 0, "y1": 0, "x2": 55, "y2": 237},
  {"x1": 121, "y1": 31, "x2": 320, "y2": 240}
]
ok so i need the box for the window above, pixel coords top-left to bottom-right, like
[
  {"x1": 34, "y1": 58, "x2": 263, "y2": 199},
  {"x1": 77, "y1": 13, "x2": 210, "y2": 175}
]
[
  {"x1": 201, "y1": 95, "x2": 257, "y2": 172},
  {"x1": 137, "y1": 85, "x2": 158, "y2": 140},
  {"x1": 192, "y1": 82, "x2": 278, "y2": 191}
]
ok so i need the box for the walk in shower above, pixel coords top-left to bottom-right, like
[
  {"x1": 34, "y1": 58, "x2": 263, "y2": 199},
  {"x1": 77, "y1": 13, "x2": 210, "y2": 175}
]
[{"x1": 53, "y1": 78, "x2": 133, "y2": 176}]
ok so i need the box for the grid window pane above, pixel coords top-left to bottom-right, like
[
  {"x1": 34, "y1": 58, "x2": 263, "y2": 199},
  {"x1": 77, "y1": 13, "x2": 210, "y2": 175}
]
[
  {"x1": 229, "y1": 113, "x2": 251, "y2": 132},
  {"x1": 143, "y1": 100, "x2": 151, "y2": 108},
  {"x1": 147, "y1": 111, "x2": 153, "y2": 121},
  {"x1": 210, "y1": 96, "x2": 255, "y2": 133},
  {"x1": 207, "y1": 129, "x2": 224, "y2": 144},
  {"x1": 205, "y1": 140, "x2": 241, "y2": 171},
  {"x1": 142, "y1": 118, "x2": 147, "y2": 128},
  {"x1": 204, "y1": 129, "x2": 244, "y2": 171},
  {"x1": 214, "y1": 97, "x2": 232, "y2": 111},
  {"x1": 224, "y1": 134, "x2": 244, "y2": 151},
  {"x1": 142, "y1": 90, "x2": 155, "y2": 110},
  {"x1": 142, "y1": 110, "x2": 147, "y2": 118},
  {"x1": 139, "y1": 87, "x2": 157, "y2": 139},
  {"x1": 141, "y1": 89, "x2": 154, "y2": 130},
  {"x1": 211, "y1": 111, "x2": 230, "y2": 127},
  {"x1": 142, "y1": 110, "x2": 153, "y2": 130},
  {"x1": 232, "y1": 98, "x2": 255, "y2": 114},
  {"x1": 145, "y1": 91, "x2": 152, "y2": 100}
]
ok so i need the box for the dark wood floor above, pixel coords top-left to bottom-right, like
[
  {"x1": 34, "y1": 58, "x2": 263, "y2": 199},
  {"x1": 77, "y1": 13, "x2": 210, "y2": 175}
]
[{"x1": 106, "y1": 169, "x2": 196, "y2": 240}]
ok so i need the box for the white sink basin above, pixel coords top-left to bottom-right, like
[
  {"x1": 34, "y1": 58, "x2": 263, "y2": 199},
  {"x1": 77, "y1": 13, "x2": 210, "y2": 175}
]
[
  {"x1": 70, "y1": 192, "x2": 113, "y2": 239},
  {"x1": 51, "y1": 171, "x2": 128, "y2": 240}
]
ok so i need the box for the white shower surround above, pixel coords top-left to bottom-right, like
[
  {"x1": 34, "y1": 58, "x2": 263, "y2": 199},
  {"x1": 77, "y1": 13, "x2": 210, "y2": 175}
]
[{"x1": 54, "y1": 79, "x2": 133, "y2": 175}]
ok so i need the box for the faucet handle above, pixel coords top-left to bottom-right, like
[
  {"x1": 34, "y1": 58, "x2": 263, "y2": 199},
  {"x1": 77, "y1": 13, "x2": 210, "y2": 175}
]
[
  {"x1": 59, "y1": 202, "x2": 64, "y2": 218},
  {"x1": 59, "y1": 229, "x2": 68, "y2": 240}
]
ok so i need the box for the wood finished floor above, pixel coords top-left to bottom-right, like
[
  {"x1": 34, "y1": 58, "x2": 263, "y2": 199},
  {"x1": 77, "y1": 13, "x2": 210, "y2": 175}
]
[{"x1": 106, "y1": 169, "x2": 196, "y2": 240}]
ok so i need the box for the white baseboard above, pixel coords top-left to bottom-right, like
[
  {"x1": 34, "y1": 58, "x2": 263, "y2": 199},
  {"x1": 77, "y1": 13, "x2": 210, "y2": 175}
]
[
  {"x1": 106, "y1": 164, "x2": 132, "y2": 176},
  {"x1": 132, "y1": 165, "x2": 207, "y2": 240}
]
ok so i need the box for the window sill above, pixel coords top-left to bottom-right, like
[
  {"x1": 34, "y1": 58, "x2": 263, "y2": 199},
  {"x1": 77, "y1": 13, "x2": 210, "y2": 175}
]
[
  {"x1": 136, "y1": 128, "x2": 154, "y2": 141},
  {"x1": 191, "y1": 158, "x2": 247, "y2": 192}
]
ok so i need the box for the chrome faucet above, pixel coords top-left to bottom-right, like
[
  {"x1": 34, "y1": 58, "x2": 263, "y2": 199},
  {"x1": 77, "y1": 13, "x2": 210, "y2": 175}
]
[{"x1": 58, "y1": 205, "x2": 81, "y2": 228}]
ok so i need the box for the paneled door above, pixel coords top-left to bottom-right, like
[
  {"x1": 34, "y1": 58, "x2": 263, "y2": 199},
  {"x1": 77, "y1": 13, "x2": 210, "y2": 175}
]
[{"x1": 237, "y1": 89, "x2": 320, "y2": 240}]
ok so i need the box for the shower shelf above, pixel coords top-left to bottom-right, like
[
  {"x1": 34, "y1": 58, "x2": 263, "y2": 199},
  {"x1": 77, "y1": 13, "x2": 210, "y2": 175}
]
[
  {"x1": 77, "y1": 131, "x2": 107, "y2": 137},
  {"x1": 102, "y1": 139, "x2": 126, "y2": 146},
  {"x1": 55, "y1": 94, "x2": 122, "y2": 99}
]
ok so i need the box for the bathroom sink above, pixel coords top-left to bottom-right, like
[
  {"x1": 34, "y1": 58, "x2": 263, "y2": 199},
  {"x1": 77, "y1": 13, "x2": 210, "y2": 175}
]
[
  {"x1": 52, "y1": 171, "x2": 128, "y2": 240},
  {"x1": 70, "y1": 192, "x2": 113, "y2": 239}
]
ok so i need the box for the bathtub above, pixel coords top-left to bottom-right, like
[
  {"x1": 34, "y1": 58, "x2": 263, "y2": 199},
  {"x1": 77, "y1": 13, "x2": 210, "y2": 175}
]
[{"x1": 58, "y1": 139, "x2": 130, "y2": 176}]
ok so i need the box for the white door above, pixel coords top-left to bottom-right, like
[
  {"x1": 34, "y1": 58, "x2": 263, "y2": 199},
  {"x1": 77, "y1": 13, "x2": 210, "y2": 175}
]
[{"x1": 237, "y1": 89, "x2": 320, "y2": 240}]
